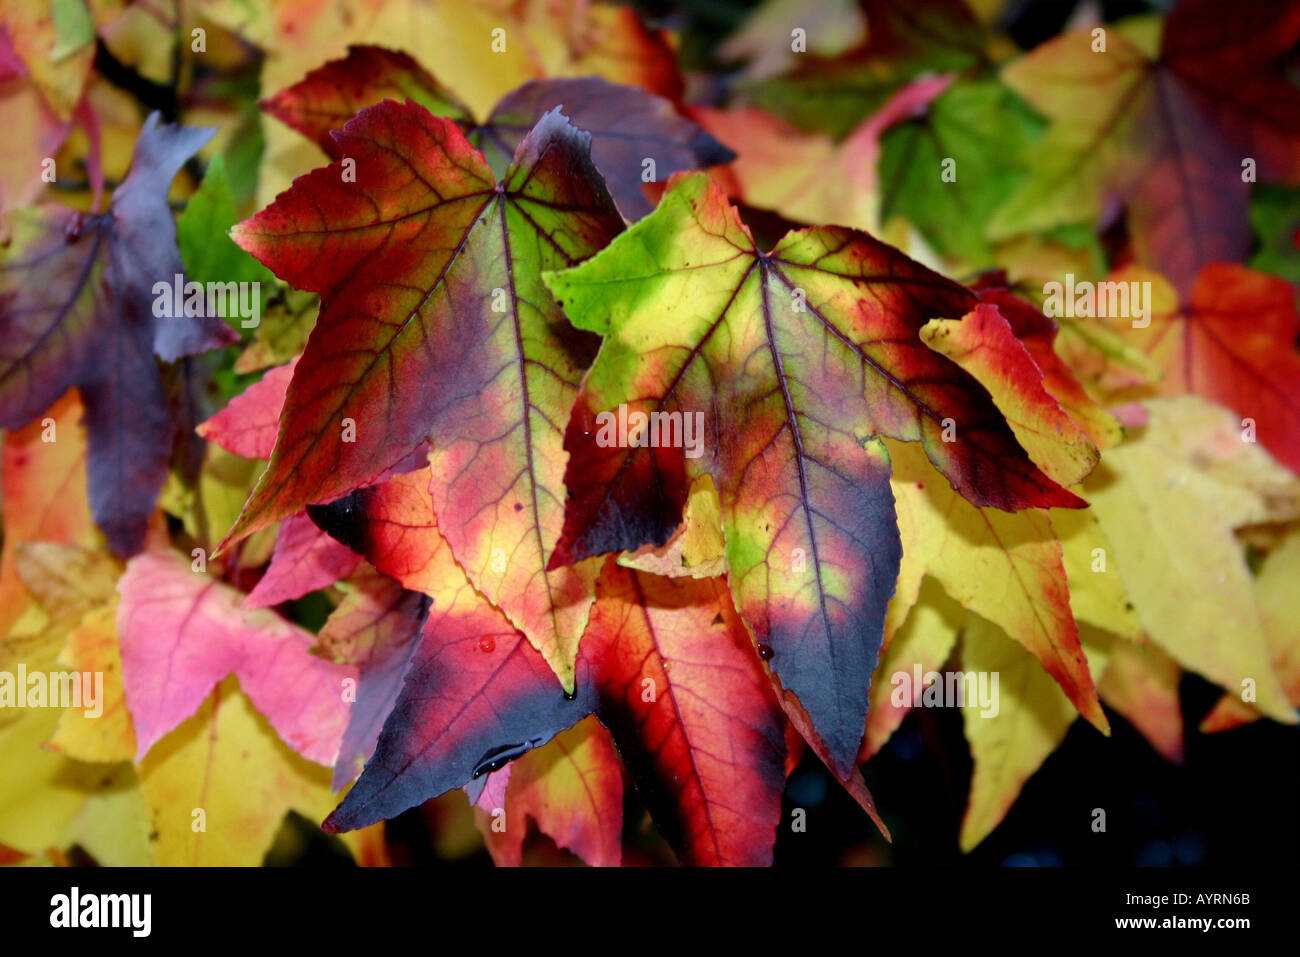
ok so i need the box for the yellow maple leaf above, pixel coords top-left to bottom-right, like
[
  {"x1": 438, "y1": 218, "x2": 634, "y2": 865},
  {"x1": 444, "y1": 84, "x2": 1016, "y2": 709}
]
[
  {"x1": 959, "y1": 614, "x2": 1115, "y2": 851},
  {"x1": 137, "y1": 675, "x2": 355, "y2": 866},
  {"x1": 1082, "y1": 397, "x2": 1300, "y2": 724}
]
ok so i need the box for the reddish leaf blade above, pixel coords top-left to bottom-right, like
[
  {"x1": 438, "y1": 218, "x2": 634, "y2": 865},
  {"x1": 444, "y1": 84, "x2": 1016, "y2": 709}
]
[
  {"x1": 244, "y1": 511, "x2": 364, "y2": 609},
  {"x1": 1121, "y1": 54, "x2": 1255, "y2": 299},
  {"x1": 1163, "y1": 0, "x2": 1300, "y2": 183},
  {"x1": 422, "y1": 110, "x2": 621, "y2": 689},
  {"x1": 920, "y1": 303, "x2": 1099, "y2": 487},
  {"x1": 479, "y1": 715, "x2": 624, "y2": 867},
  {"x1": 546, "y1": 394, "x2": 691, "y2": 570},
  {"x1": 227, "y1": 101, "x2": 625, "y2": 689},
  {"x1": 312, "y1": 472, "x2": 785, "y2": 865},
  {"x1": 260, "y1": 45, "x2": 473, "y2": 159},
  {"x1": 1140, "y1": 264, "x2": 1300, "y2": 473},
  {"x1": 196, "y1": 357, "x2": 297, "y2": 461},
  {"x1": 117, "y1": 549, "x2": 355, "y2": 765},
  {"x1": 305, "y1": 468, "x2": 445, "y2": 593},
  {"x1": 317, "y1": 468, "x2": 790, "y2": 863},
  {"x1": 584, "y1": 563, "x2": 786, "y2": 866},
  {"x1": 972, "y1": 277, "x2": 1121, "y2": 451},
  {"x1": 220, "y1": 104, "x2": 488, "y2": 530},
  {"x1": 224, "y1": 103, "x2": 495, "y2": 539}
]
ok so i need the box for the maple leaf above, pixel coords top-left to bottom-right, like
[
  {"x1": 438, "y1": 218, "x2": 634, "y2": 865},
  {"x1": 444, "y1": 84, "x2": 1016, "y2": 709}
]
[
  {"x1": 988, "y1": 0, "x2": 1300, "y2": 294},
  {"x1": 474, "y1": 715, "x2": 624, "y2": 867},
  {"x1": 579, "y1": 561, "x2": 788, "y2": 865},
  {"x1": 1082, "y1": 397, "x2": 1300, "y2": 725},
  {"x1": 136, "y1": 675, "x2": 355, "y2": 866},
  {"x1": 919, "y1": 302, "x2": 1100, "y2": 488},
  {"x1": 311, "y1": 470, "x2": 787, "y2": 865},
  {"x1": 969, "y1": 275, "x2": 1122, "y2": 452},
  {"x1": 884, "y1": 439, "x2": 1112, "y2": 735},
  {"x1": 220, "y1": 103, "x2": 625, "y2": 691},
  {"x1": 0, "y1": 113, "x2": 237, "y2": 556},
  {"x1": 261, "y1": 45, "x2": 733, "y2": 218},
  {"x1": 958, "y1": 612, "x2": 1116, "y2": 851},
  {"x1": 1106, "y1": 264, "x2": 1300, "y2": 474},
  {"x1": 858, "y1": 403, "x2": 1164, "y2": 780},
  {"x1": 116, "y1": 549, "x2": 357, "y2": 765},
  {"x1": 7, "y1": 0, "x2": 1295, "y2": 871},
  {"x1": 7, "y1": 534, "x2": 382, "y2": 866},
  {"x1": 244, "y1": 512, "x2": 364, "y2": 609},
  {"x1": 542, "y1": 171, "x2": 1083, "y2": 774}
]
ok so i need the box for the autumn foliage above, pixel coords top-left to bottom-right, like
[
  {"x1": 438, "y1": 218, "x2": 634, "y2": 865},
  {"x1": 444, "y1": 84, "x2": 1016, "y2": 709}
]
[{"x1": 1, "y1": 0, "x2": 1298, "y2": 867}]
